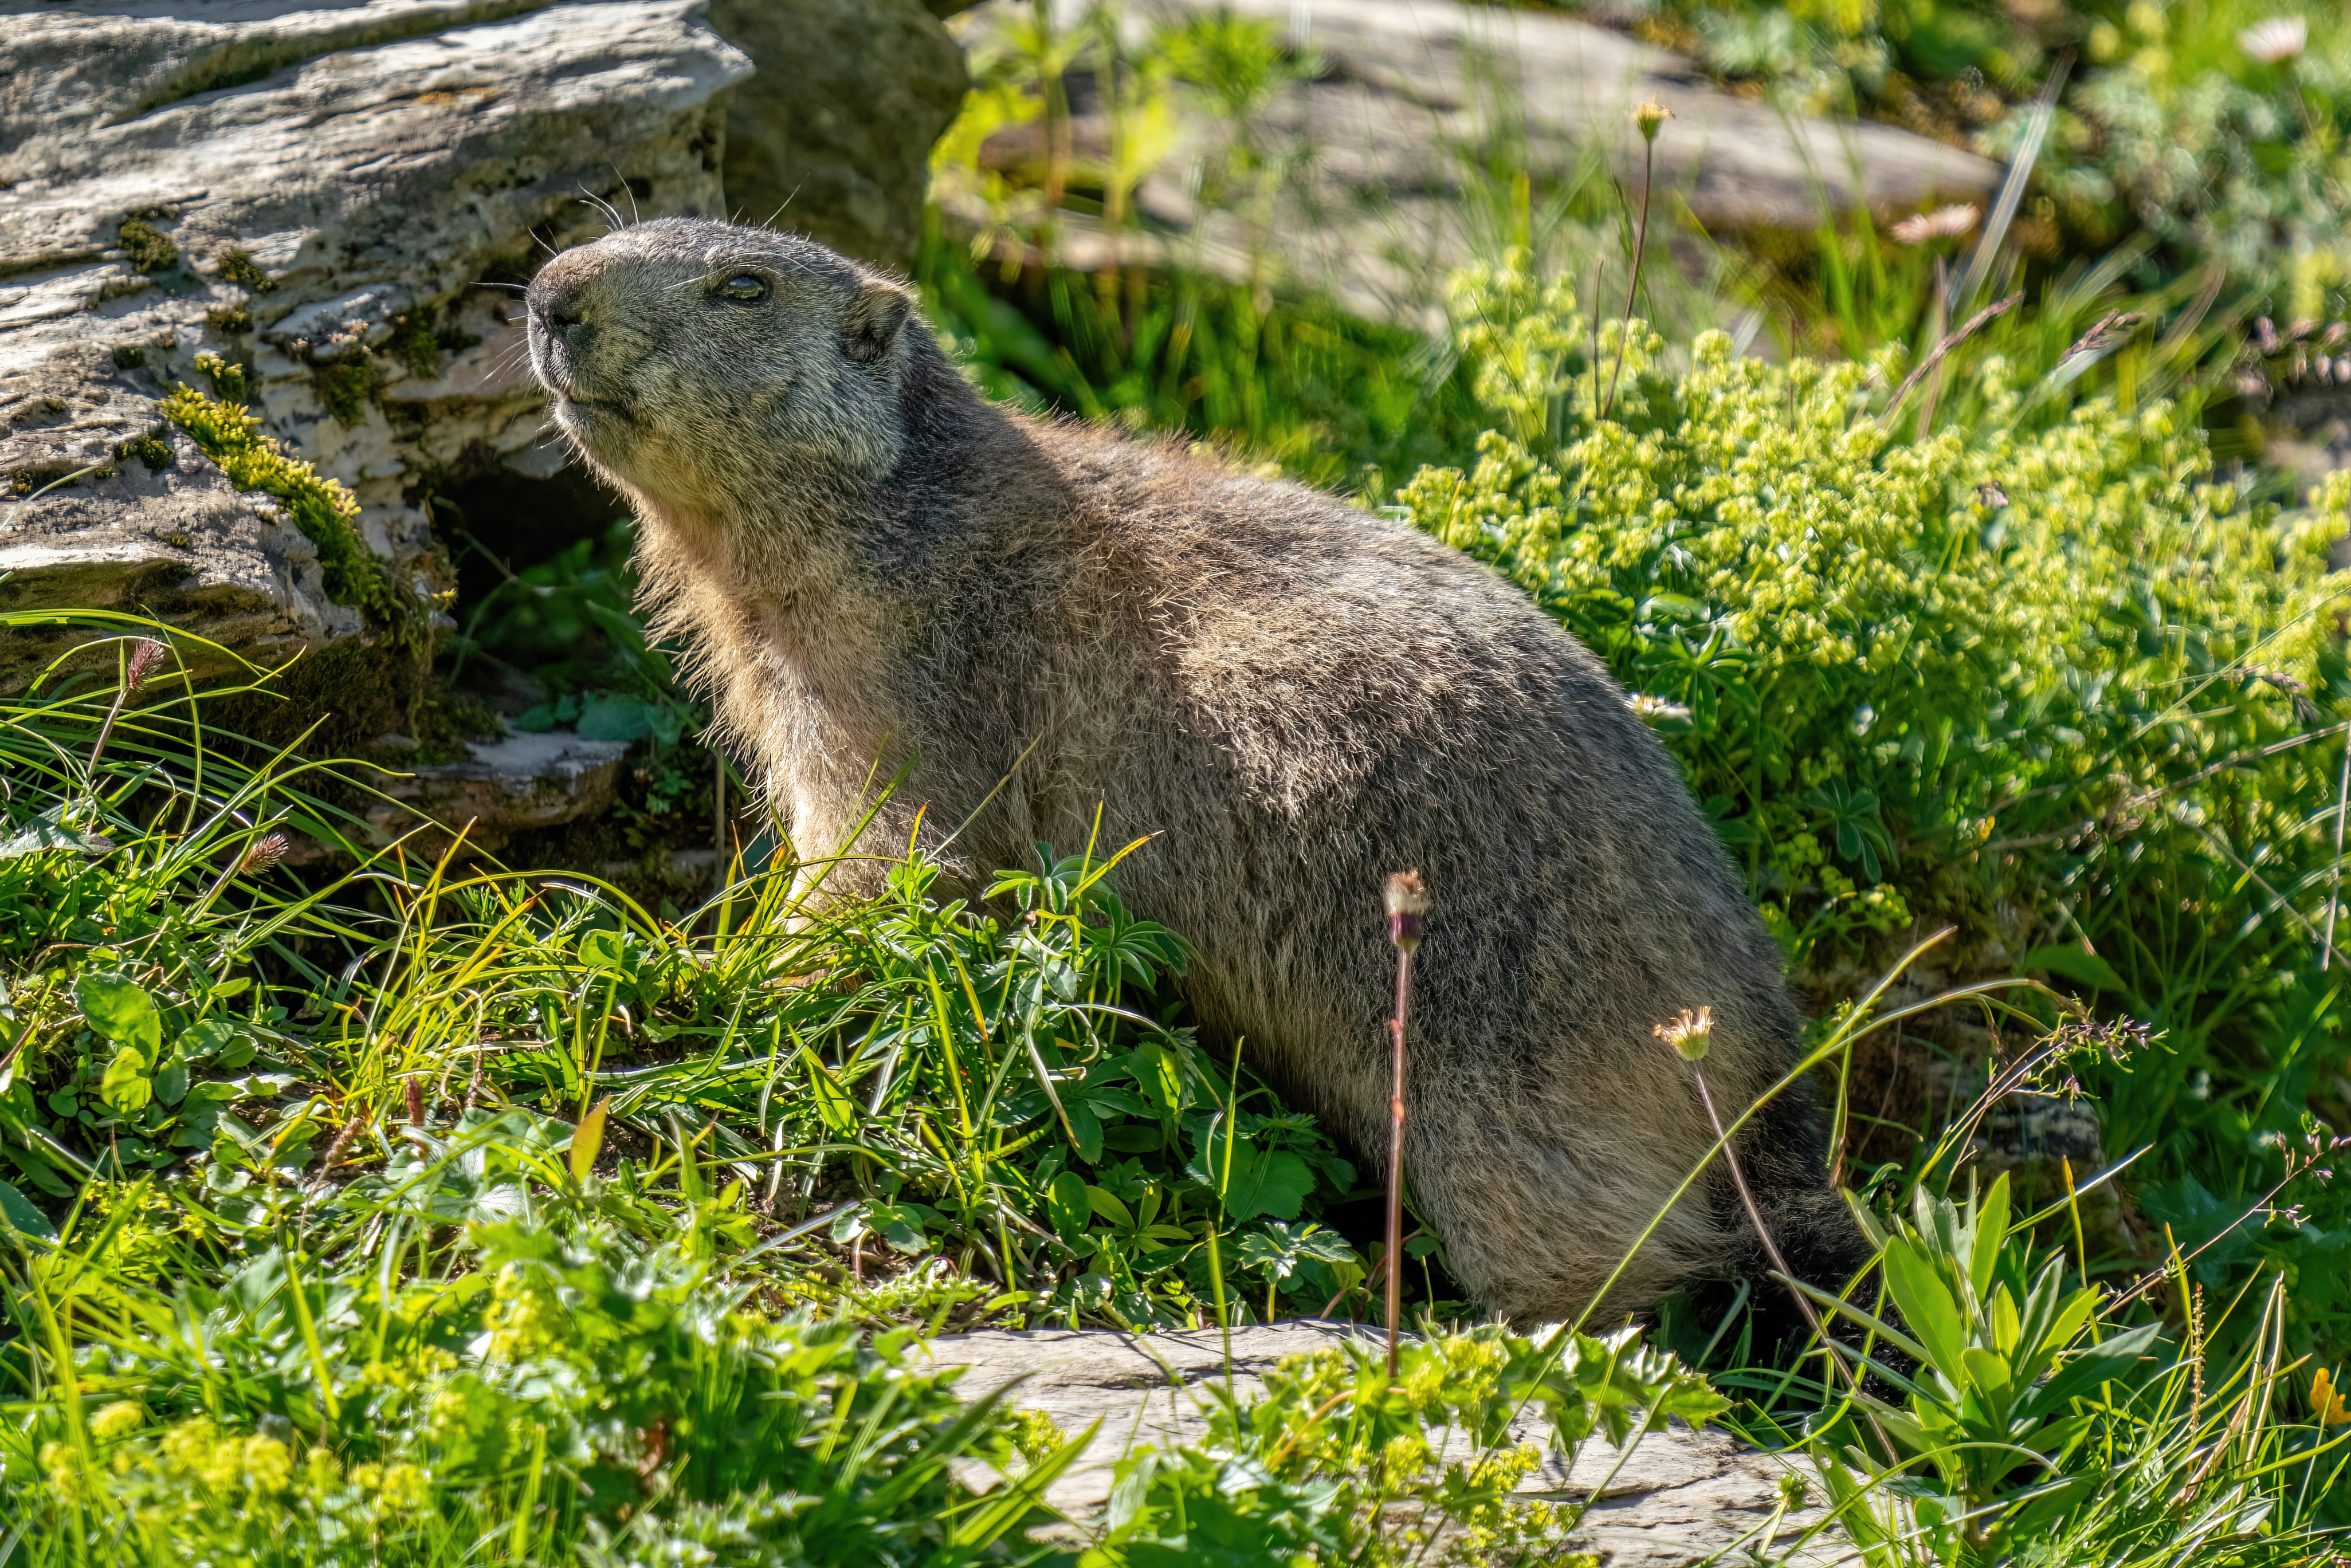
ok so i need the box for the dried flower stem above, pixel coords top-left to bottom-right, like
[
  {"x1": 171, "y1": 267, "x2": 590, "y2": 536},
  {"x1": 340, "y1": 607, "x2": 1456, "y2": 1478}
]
[
  {"x1": 1688, "y1": 1067, "x2": 1820, "y2": 1337},
  {"x1": 1383, "y1": 870, "x2": 1428, "y2": 1379},
  {"x1": 1881, "y1": 290, "x2": 2024, "y2": 425},
  {"x1": 1601, "y1": 110, "x2": 1669, "y2": 423},
  {"x1": 1687, "y1": 1060, "x2": 1879, "y2": 1441}
]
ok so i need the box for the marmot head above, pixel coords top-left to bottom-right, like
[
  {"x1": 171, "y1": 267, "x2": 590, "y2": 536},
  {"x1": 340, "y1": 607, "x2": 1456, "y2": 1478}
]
[{"x1": 525, "y1": 219, "x2": 918, "y2": 514}]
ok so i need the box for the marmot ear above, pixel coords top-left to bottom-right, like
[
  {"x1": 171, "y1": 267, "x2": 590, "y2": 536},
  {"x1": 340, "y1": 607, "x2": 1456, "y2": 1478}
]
[{"x1": 843, "y1": 281, "x2": 911, "y2": 365}]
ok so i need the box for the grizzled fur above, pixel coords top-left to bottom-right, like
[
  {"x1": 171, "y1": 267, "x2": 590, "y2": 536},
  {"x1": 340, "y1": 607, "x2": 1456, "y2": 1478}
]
[{"x1": 526, "y1": 218, "x2": 1856, "y2": 1322}]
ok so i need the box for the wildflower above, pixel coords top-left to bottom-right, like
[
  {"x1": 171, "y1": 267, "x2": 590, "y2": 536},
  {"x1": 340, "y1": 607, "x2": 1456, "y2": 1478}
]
[
  {"x1": 2314, "y1": 1366, "x2": 2351, "y2": 1424},
  {"x1": 1625, "y1": 692, "x2": 1692, "y2": 721},
  {"x1": 376, "y1": 1460, "x2": 429, "y2": 1511},
  {"x1": 1654, "y1": 1005, "x2": 1713, "y2": 1062},
  {"x1": 1974, "y1": 480, "x2": 2009, "y2": 509},
  {"x1": 241, "y1": 831, "x2": 291, "y2": 873},
  {"x1": 1384, "y1": 869, "x2": 1428, "y2": 951},
  {"x1": 2238, "y1": 15, "x2": 2307, "y2": 63},
  {"x1": 1890, "y1": 203, "x2": 1980, "y2": 245},
  {"x1": 241, "y1": 1433, "x2": 293, "y2": 1494},
  {"x1": 91, "y1": 1401, "x2": 146, "y2": 1441},
  {"x1": 1632, "y1": 98, "x2": 1674, "y2": 141}
]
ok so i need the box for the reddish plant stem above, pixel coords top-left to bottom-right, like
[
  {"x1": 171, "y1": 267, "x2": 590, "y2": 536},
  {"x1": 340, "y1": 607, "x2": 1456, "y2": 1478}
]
[{"x1": 1386, "y1": 946, "x2": 1413, "y2": 1378}]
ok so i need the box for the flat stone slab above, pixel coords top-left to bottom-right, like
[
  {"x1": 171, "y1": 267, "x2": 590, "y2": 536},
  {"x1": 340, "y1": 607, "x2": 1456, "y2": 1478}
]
[
  {"x1": 366, "y1": 728, "x2": 632, "y2": 852},
  {"x1": 921, "y1": 1321, "x2": 1838, "y2": 1565}
]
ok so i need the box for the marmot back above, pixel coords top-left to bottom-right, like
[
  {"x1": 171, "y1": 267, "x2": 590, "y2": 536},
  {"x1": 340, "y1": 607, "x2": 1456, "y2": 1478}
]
[{"x1": 526, "y1": 217, "x2": 1857, "y2": 1322}]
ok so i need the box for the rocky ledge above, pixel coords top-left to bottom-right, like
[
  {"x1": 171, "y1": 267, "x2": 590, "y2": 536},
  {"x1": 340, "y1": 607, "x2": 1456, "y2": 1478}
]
[{"x1": 922, "y1": 1321, "x2": 1840, "y2": 1566}]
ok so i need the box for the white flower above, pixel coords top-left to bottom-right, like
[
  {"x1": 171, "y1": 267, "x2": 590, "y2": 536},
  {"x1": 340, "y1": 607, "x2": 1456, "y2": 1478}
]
[
  {"x1": 1624, "y1": 693, "x2": 1692, "y2": 721},
  {"x1": 2238, "y1": 15, "x2": 2307, "y2": 64},
  {"x1": 1890, "y1": 204, "x2": 1980, "y2": 245}
]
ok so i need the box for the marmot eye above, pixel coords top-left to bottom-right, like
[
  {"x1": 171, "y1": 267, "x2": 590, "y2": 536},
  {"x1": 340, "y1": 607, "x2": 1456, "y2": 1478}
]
[{"x1": 720, "y1": 274, "x2": 768, "y2": 302}]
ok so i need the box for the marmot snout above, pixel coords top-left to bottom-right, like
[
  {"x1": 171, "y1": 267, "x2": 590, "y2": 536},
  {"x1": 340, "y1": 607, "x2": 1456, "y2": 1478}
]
[{"x1": 526, "y1": 217, "x2": 1858, "y2": 1323}]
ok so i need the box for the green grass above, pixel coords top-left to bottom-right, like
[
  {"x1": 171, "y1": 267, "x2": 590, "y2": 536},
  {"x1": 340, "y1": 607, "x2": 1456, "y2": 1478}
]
[{"x1": 12, "y1": 0, "x2": 2351, "y2": 1551}]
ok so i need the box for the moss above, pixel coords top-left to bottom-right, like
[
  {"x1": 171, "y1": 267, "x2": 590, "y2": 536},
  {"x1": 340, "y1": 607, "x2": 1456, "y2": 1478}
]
[
  {"x1": 314, "y1": 355, "x2": 382, "y2": 427},
  {"x1": 191, "y1": 352, "x2": 248, "y2": 404},
  {"x1": 384, "y1": 311, "x2": 443, "y2": 380},
  {"x1": 205, "y1": 305, "x2": 253, "y2": 335},
  {"x1": 204, "y1": 638, "x2": 426, "y2": 757},
  {"x1": 115, "y1": 428, "x2": 173, "y2": 473},
  {"x1": 117, "y1": 218, "x2": 179, "y2": 275},
  {"x1": 407, "y1": 683, "x2": 504, "y2": 763},
  {"x1": 159, "y1": 383, "x2": 428, "y2": 668},
  {"x1": 111, "y1": 344, "x2": 147, "y2": 370},
  {"x1": 214, "y1": 247, "x2": 276, "y2": 293}
]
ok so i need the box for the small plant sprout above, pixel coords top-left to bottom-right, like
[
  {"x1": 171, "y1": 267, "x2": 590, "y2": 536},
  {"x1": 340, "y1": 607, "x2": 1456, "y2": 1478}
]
[{"x1": 1383, "y1": 868, "x2": 1427, "y2": 1377}]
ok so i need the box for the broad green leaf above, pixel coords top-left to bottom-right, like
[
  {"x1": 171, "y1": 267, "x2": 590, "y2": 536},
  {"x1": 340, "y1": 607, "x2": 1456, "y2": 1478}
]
[
  {"x1": 1961, "y1": 1345, "x2": 2015, "y2": 1409},
  {"x1": 1988, "y1": 1282, "x2": 2020, "y2": 1355},
  {"x1": 1046, "y1": 1172, "x2": 1092, "y2": 1248},
  {"x1": 0, "y1": 1178, "x2": 55, "y2": 1239},
  {"x1": 100, "y1": 1048, "x2": 152, "y2": 1115},
  {"x1": 1085, "y1": 1185, "x2": 1135, "y2": 1229},
  {"x1": 578, "y1": 928, "x2": 629, "y2": 972},
  {"x1": 1969, "y1": 1172, "x2": 2010, "y2": 1299},
  {"x1": 1133, "y1": 1041, "x2": 1184, "y2": 1119},
  {"x1": 76, "y1": 974, "x2": 161, "y2": 1055},
  {"x1": 154, "y1": 1051, "x2": 190, "y2": 1107},
  {"x1": 1067, "y1": 1100, "x2": 1103, "y2": 1165},
  {"x1": 1882, "y1": 1239, "x2": 1967, "y2": 1381},
  {"x1": 182, "y1": 1018, "x2": 261, "y2": 1070},
  {"x1": 0, "y1": 818, "x2": 113, "y2": 859},
  {"x1": 802, "y1": 1051, "x2": 858, "y2": 1138},
  {"x1": 869, "y1": 1202, "x2": 929, "y2": 1252}
]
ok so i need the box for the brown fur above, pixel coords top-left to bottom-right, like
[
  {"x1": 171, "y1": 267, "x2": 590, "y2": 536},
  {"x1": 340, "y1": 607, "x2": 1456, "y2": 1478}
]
[{"x1": 525, "y1": 218, "x2": 1855, "y2": 1323}]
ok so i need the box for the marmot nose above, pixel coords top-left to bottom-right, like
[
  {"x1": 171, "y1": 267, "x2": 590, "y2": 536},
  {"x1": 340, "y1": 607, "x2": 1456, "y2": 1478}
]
[{"x1": 532, "y1": 284, "x2": 587, "y2": 336}]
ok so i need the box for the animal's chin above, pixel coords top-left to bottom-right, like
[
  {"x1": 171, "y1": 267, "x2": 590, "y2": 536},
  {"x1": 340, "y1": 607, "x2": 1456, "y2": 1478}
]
[{"x1": 551, "y1": 393, "x2": 635, "y2": 443}]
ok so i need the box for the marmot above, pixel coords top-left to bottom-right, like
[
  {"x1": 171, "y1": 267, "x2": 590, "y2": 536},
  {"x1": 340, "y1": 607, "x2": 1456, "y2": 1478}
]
[{"x1": 525, "y1": 218, "x2": 1855, "y2": 1322}]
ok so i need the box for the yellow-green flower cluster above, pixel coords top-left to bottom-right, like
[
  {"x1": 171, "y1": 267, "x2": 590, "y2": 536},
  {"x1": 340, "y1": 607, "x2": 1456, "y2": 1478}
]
[{"x1": 1403, "y1": 262, "x2": 2351, "y2": 961}]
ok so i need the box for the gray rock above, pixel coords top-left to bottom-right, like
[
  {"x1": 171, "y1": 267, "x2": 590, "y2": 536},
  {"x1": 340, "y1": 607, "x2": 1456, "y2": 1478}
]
[
  {"x1": 1, "y1": 0, "x2": 752, "y2": 694},
  {"x1": 0, "y1": 0, "x2": 967, "y2": 714},
  {"x1": 944, "y1": 0, "x2": 2001, "y2": 327},
  {"x1": 364, "y1": 726, "x2": 633, "y2": 851},
  {"x1": 711, "y1": 0, "x2": 968, "y2": 270},
  {"x1": 921, "y1": 1322, "x2": 1839, "y2": 1565}
]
